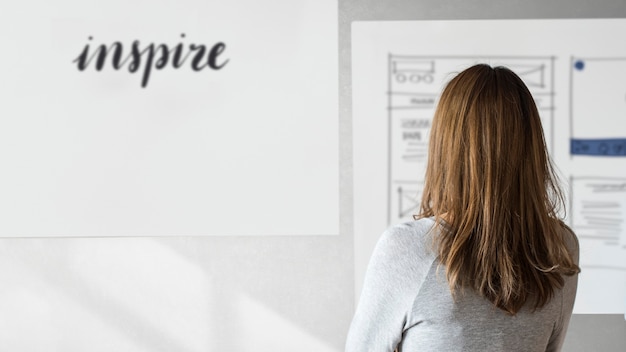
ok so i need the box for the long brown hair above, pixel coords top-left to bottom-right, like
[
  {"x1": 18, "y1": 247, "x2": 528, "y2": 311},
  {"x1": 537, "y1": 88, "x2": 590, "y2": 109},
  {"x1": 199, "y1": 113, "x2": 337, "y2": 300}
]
[{"x1": 418, "y1": 64, "x2": 580, "y2": 315}]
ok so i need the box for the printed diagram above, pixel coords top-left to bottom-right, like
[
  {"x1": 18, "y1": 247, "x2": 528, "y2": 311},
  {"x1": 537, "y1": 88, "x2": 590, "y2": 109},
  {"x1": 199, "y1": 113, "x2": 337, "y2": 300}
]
[
  {"x1": 396, "y1": 183, "x2": 424, "y2": 219},
  {"x1": 571, "y1": 177, "x2": 626, "y2": 270},
  {"x1": 570, "y1": 177, "x2": 626, "y2": 312},
  {"x1": 387, "y1": 55, "x2": 555, "y2": 224},
  {"x1": 352, "y1": 18, "x2": 626, "y2": 315},
  {"x1": 570, "y1": 57, "x2": 626, "y2": 156},
  {"x1": 568, "y1": 57, "x2": 626, "y2": 312}
]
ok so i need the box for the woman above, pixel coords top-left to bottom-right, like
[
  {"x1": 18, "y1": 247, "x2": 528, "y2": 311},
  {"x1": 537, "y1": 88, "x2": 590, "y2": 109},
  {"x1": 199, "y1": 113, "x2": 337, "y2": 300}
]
[{"x1": 346, "y1": 64, "x2": 580, "y2": 351}]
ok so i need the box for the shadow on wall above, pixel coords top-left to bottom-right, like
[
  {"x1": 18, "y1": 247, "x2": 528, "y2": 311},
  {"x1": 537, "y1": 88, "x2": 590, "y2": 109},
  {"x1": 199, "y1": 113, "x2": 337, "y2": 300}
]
[{"x1": 0, "y1": 236, "x2": 352, "y2": 351}]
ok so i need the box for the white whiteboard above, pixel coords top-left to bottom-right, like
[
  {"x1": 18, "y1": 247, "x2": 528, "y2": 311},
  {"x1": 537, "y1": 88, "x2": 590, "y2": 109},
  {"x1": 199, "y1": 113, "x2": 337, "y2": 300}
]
[
  {"x1": 0, "y1": 0, "x2": 339, "y2": 236},
  {"x1": 352, "y1": 19, "x2": 626, "y2": 314}
]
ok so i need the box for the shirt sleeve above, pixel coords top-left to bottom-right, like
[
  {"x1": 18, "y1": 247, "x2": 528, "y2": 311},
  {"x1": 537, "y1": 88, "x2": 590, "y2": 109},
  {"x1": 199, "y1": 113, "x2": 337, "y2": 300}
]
[{"x1": 345, "y1": 224, "x2": 433, "y2": 352}]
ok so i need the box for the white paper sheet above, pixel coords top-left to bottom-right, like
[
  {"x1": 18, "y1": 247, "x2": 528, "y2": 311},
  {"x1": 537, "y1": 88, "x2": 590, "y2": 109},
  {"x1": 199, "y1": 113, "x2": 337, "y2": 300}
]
[
  {"x1": 0, "y1": 0, "x2": 339, "y2": 236},
  {"x1": 352, "y1": 19, "x2": 626, "y2": 313}
]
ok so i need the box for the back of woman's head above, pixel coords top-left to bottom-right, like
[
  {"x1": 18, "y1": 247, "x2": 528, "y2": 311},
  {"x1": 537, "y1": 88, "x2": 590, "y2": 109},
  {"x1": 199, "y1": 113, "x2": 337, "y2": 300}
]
[{"x1": 419, "y1": 64, "x2": 580, "y2": 315}]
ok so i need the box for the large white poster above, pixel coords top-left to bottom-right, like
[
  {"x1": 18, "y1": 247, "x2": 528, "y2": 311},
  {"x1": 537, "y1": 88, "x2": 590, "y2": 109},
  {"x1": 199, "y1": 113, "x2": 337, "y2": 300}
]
[
  {"x1": 352, "y1": 19, "x2": 626, "y2": 314},
  {"x1": 0, "y1": 0, "x2": 339, "y2": 236}
]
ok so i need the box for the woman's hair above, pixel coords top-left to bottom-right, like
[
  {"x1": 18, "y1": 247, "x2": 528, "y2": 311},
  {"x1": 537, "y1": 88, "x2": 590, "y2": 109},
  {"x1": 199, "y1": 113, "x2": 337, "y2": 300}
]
[{"x1": 418, "y1": 64, "x2": 580, "y2": 315}]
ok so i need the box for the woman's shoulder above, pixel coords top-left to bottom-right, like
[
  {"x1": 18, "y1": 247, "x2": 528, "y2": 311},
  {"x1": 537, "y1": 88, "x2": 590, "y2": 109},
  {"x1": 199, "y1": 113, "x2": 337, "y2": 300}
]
[
  {"x1": 384, "y1": 217, "x2": 436, "y2": 239},
  {"x1": 557, "y1": 221, "x2": 580, "y2": 264},
  {"x1": 375, "y1": 217, "x2": 438, "y2": 259}
]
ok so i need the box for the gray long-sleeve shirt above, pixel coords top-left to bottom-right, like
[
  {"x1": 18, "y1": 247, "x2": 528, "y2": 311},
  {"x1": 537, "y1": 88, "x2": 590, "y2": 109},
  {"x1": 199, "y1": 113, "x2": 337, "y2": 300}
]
[{"x1": 346, "y1": 218, "x2": 579, "y2": 352}]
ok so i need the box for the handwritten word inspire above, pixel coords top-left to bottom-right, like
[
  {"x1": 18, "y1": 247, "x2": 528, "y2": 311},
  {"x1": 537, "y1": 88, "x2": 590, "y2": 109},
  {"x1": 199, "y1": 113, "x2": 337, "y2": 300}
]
[{"x1": 73, "y1": 34, "x2": 228, "y2": 88}]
